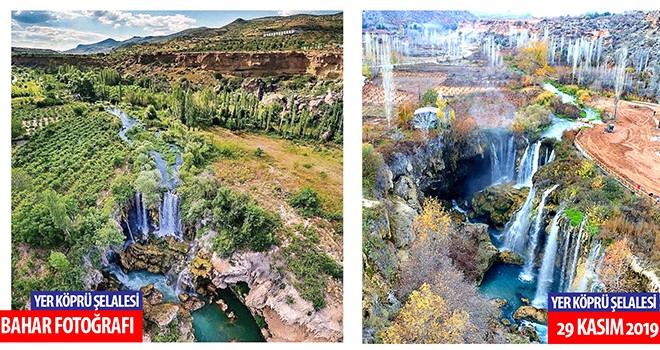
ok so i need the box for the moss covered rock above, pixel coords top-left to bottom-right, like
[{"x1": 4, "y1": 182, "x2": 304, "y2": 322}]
[{"x1": 472, "y1": 183, "x2": 529, "y2": 230}]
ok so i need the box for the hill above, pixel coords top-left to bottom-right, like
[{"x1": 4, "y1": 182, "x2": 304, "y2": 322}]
[{"x1": 362, "y1": 11, "x2": 478, "y2": 30}]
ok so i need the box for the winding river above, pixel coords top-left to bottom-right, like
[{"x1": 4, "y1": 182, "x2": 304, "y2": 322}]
[{"x1": 107, "y1": 107, "x2": 264, "y2": 342}]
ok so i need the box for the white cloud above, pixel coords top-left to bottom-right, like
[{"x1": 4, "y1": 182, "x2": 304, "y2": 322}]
[
  {"x1": 11, "y1": 19, "x2": 22, "y2": 31},
  {"x1": 278, "y1": 10, "x2": 307, "y2": 16},
  {"x1": 12, "y1": 25, "x2": 107, "y2": 51},
  {"x1": 83, "y1": 10, "x2": 197, "y2": 35}
]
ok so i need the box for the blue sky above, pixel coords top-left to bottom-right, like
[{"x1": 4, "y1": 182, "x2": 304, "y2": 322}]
[{"x1": 11, "y1": 10, "x2": 339, "y2": 51}]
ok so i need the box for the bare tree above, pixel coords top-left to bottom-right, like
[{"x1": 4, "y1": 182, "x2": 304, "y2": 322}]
[{"x1": 613, "y1": 47, "x2": 628, "y2": 121}]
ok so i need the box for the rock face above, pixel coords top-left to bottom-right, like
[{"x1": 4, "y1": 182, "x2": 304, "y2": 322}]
[
  {"x1": 513, "y1": 305, "x2": 548, "y2": 325},
  {"x1": 472, "y1": 183, "x2": 529, "y2": 230},
  {"x1": 11, "y1": 51, "x2": 343, "y2": 79},
  {"x1": 141, "y1": 284, "x2": 195, "y2": 342},
  {"x1": 211, "y1": 250, "x2": 342, "y2": 342},
  {"x1": 119, "y1": 237, "x2": 188, "y2": 274},
  {"x1": 447, "y1": 223, "x2": 499, "y2": 284},
  {"x1": 497, "y1": 250, "x2": 525, "y2": 265},
  {"x1": 388, "y1": 200, "x2": 418, "y2": 248},
  {"x1": 386, "y1": 135, "x2": 483, "y2": 198}
]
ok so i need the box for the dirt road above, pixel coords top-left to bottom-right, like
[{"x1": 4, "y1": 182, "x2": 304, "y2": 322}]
[{"x1": 577, "y1": 97, "x2": 660, "y2": 197}]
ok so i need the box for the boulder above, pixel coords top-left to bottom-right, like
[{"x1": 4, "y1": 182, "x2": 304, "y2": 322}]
[
  {"x1": 472, "y1": 184, "x2": 529, "y2": 230},
  {"x1": 389, "y1": 200, "x2": 418, "y2": 248},
  {"x1": 144, "y1": 302, "x2": 181, "y2": 327},
  {"x1": 216, "y1": 299, "x2": 229, "y2": 312},
  {"x1": 490, "y1": 298, "x2": 508, "y2": 309},
  {"x1": 497, "y1": 250, "x2": 525, "y2": 265},
  {"x1": 501, "y1": 318, "x2": 512, "y2": 326},
  {"x1": 180, "y1": 294, "x2": 205, "y2": 312},
  {"x1": 513, "y1": 305, "x2": 548, "y2": 324},
  {"x1": 393, "y1": 175, "x2": 421, "y2": 210},
  {"x1": 521, "y1": 297, "x2": 530, "y2": 305}
]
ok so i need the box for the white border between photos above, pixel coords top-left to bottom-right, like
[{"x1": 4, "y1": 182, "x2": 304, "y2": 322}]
[{"x1": 2, "y1": 1, "x2": 660, "y2": 350}]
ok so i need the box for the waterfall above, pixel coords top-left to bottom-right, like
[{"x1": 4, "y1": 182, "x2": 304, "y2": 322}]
[
  {"x1": 533, "y1": 206, "x2": 565, "y2": 308},
  {"x1": 134, "y1": 192, "x2": 150, "y2": 237},
  {"x1": 175, "y1": 241, "x2": 198, "y2": 295},
  {"x1": 566, "y1": 217, "x2": 586, "y2": 291},
  {"x1": 548, "y1": 150, "x2": 556, "y2": 163},
  {"x1": 519, "y1": 184, "x2": 559, "y2": 282},
  {"x1": 516, "y1": 141, "x2": 541, "y2": 187},
  {"x1": 158, "y1": 191, "x2": 182, "y2": 239},
  {"x1": 490, "y1": 135, "x2": 516, "y2": 185},
  {"x1": 575, "y1": 241, "x2": 603, "y2": 292},
  {"x1": 452, "y1": 199, "x2": 470, "y2": 223},
  {"x1": 502, "y1": 186, "x2": 537, "y2": 254},
  {"x1": 558, "y1": 228, "x2": 572, "y2": 291}
]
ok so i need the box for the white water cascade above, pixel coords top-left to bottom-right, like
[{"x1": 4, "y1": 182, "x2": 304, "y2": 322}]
[
  {"x1": 134, "y1": 192, "x2": 150, "y2": 236},
  {"x1": 519, "y1": 184, "x2": 559, "y2": 282},
  {"x1": 575, "y1": 241, "x2": 603, "y2": 292},
  {"x1": 452, "y1": 199, "x2": 470, "y2": 223},
  {"x1": 564, "y1": 217, "x2": 586, "y2": 291},
  {"x1": 490, "y1": 135, "x2": 517, "y2": 185},
  {"x1": 502, "y1": 186, "x2": 537, "y2": 254},
  {"x1": 516, "y1": 141, "x2": 541, "y2": 188},
  {"x1": 533, "y1": 206, "x2": 565, "y2": 308},
  {"x1": 158, "y1": 192, "x2": 182, "y2": 239}
]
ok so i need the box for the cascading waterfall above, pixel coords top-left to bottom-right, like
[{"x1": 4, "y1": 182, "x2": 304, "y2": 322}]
[
  {"x1": 490, "y1": 135, "x2": 517, "y2": 185},
  {"x1": 158, "y1": 192, "x2": 182, "y2": 239},
  {"x1": 575, "y1": 241, "x2": 603, "y2": 292},
  {"x1": 452, "y1": 199, "x2": 470, "y2": 223},
  {"x1": 558, "y1": 228, "x2": 572, "y2": 291},
  {"x1": 502, "y1": 186, "x2": 537, "y2": 254},
  {"x1": 134, "y1": 192, "x2": 150, "y2": 236},
  {"x1": 519, "y1": 184, "x2": 559, "y2": 282},
  {"x1": 175, "y1": 241, "x2": 198, "y2": 295},
  {"x1": 516, "y1": 141, "x2": 541, "y2": 188},
  {"x1": 532, "y1": 206, "x2": 565, "y2": 308},
  {"x1": 565, "y1": 217, "x2": 586, "y2": 291}
]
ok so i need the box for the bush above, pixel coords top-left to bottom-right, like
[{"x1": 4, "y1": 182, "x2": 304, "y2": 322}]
[
  {"x1": 510, "y1": 104, "x2": 553, "y2": 135},
  {"x1": 48, "y1": 251, "x2": 70, "y2": 271},
  {"x1": 420, "y1": 88, "x2": 438, "y2": 106},
  {"x1": 289, "y1": 187, "x2": 321, "y2": 217},
  {"x1": 362, "y1": 144, "x2": 387, "y2": 198}
]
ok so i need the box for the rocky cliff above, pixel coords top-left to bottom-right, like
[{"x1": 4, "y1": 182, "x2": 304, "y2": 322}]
[
  {"x1": 12, "y1": 50, "x2": 343, "y2": 79},
  {"x1": 210, "y1": 250, "x2": 343, "y2": 342}
]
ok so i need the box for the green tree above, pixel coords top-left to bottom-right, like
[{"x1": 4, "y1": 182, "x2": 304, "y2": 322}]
[
  {"x1": 48, "y1": 251, "x2": 70, "y2": 271},
  {"x1": 421, "y1": 88, "x2": 438, "y2": 107},
  {"x1": 134, "y1": 170, "x2": 162, "y2": 209}
]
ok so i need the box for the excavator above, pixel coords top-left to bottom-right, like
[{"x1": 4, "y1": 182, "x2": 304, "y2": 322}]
[{"x1": 603, "y1": 124, "x2": 615, "y2": 133}]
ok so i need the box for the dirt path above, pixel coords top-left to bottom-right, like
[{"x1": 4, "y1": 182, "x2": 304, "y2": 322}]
[{"x1": 577, "y1": 97, "x2": 660, "y2": 197}]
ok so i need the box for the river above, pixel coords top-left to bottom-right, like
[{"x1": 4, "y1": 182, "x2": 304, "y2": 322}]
[{"x1": 106, "y1": 107, "x2": 264, "y2": 342}]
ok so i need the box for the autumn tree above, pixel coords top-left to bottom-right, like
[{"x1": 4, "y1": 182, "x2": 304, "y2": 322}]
[
  {"x1": 381, "y1": 283, "x2": 470, "y2": 344},
  {"x1": 513, "y1": 40, "x2": 554, "y2": 79},
  {"x1": 397, "y1": 101, "x2": 415, "y2": 130}
]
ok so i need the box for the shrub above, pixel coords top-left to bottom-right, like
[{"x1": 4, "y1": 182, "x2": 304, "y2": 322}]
[
  {"x1": 510, "y1": 104, "x2": 553, "y2": 135},
  {"x1": 362, "y1": 144, "x2": 387, "y2": 198},
  {"x1": 420, "y1": 88, "x2": 438, "y2": 107},
  {"x1": 289, "y1": 187, "x2": 321, "y2": 217}
]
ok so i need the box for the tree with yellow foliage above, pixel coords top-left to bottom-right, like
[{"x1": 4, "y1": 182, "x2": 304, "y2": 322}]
[
  {"x1": 397, "y1": 101, "x2": 415, "y2": 130},
  {"x1": 381, "y1": 283, "x2": 470, "y2": 343},
  {"x1": 513, "y1": 40, "x2": 555, "y2": 79}
]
